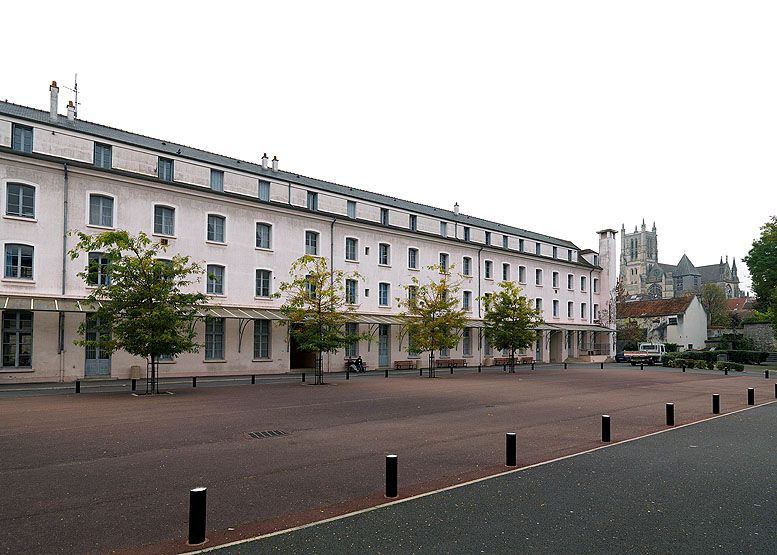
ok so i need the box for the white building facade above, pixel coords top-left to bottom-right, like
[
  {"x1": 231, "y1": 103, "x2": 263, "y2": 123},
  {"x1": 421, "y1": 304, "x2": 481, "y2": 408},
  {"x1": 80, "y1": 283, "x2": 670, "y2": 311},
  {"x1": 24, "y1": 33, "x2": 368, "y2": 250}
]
[{"x1": 0, "y1": 83, "x2": 616, "y2": 383}]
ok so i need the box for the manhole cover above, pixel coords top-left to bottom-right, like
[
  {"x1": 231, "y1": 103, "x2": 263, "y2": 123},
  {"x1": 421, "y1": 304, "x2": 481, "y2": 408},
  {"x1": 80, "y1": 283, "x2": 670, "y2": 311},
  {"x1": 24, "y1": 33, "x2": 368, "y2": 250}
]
[{"x1": 249, "y1": 430, "x2": 289, "y2": 439}]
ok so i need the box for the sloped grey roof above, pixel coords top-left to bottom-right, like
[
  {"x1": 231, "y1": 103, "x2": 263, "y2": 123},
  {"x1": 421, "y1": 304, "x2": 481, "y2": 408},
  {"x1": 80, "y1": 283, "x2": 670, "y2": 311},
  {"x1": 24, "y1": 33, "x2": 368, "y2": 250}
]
[
  {"x1": 673, "y1": 254, "x2": 700, "y2": 276},
  {"x1": 0, "y1": 100, "x2": 580, "y2": 250},
  {"x1": 697, "y1": 263, "x2": 736, "y2": 284},
  {"x1": 658, "y1": 263, "x2": 676, "y2": 275}
]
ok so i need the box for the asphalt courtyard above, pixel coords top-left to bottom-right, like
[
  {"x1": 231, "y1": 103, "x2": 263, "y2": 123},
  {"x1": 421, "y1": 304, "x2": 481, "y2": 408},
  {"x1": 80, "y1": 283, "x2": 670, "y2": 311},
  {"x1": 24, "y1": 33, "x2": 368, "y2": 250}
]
[{"x1": 1, "y1": 364, "x2": 775, "y2": 554}]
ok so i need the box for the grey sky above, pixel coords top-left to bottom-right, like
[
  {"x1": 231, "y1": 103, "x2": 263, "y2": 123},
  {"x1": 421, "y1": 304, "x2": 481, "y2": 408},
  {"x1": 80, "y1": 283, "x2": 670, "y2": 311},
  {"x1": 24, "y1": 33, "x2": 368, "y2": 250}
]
[{"x1": 3, "y1": 1, "x2": 774, "y2": 292}]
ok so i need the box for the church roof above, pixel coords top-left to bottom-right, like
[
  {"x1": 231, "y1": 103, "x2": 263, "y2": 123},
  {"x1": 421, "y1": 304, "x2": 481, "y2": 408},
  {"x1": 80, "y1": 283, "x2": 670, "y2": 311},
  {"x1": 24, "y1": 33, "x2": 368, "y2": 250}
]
[
  {"x1": 658, "y1": 263, "x2": 676, "y2": 274},
  {"x1": 674, "y1": 254, "x2": 700, "y2": 276},
  {"x1": 618, "y1": 297, "x2": 694, "y2": 318}
]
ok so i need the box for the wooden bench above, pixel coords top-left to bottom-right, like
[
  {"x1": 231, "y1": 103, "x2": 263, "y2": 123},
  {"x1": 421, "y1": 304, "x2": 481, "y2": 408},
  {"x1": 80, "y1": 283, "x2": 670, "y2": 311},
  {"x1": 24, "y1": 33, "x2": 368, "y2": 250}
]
[
  {"x1": 394, "y1": 360, "x2": 416, "y2": 370},
  {"x1": 435, "y1": 358, "x2": 468, "y2": 368},
  {"x1": 493, "y1": 356, "x2": 534, "y2": 366}
]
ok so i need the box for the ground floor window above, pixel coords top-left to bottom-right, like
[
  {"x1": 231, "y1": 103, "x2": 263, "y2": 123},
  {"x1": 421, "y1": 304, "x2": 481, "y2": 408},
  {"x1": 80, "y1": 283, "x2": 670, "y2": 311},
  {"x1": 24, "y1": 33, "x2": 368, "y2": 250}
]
[
  {"x1": 484, "y1": 335, "x2": 492, "y2": 356},
  {"x1": 205, "y1": 317, "x2": 225, "y2": 360},
  {"x1": 2, "y1": 310, "x2": 33, "y2": 367},
  {"x1": 462, "y1": 327, "x2": 472, "y2": 356},
  {"x1": 345, "y1": 322, "x2": 359, "y2": 358},
  {"x1": 440, "y1": 347, "x2": 449, "y2": 357},
  {"x1": 253, "y1": 319, "x2": 271, "y2": 359}
]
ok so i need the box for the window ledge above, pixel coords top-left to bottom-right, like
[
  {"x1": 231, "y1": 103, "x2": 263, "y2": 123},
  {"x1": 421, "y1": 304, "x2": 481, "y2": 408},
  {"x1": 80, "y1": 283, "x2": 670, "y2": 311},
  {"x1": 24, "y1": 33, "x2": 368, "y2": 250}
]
[
  {"x1": 408, "y1": 267, "x2": 420, "y2": 271},
  {"x1": 0, "y1": 368, "x2": 34, "y2": 373},
  {"x1": 86, "y1": 224, "x2": 115, "y2": 231},
  {"x1": 378, "y1": 264, "x2": 392, "y2": 268},
  {"x1": 345, "y1": 259, "x2": 359, "y2": 264},
  {"x1": 205, "y1": 240, "x2": 228, "y2": 247},
  {"x1": 255, "y1": 247, "x2": 274, "y2": 252},
  {"x1": 207, "y1": 293, "x2": 227, "y2": 298},
  {"x1": 3, "y1": 215, "x2": 38, "y2": 223},
  {"x1": 203, "y1": 359, "x2": 227, "y2": 363},
  {"x1": 152, "y1": 233, "x2": 177, "y2": 240},
  {"x1": 254, "y1": 296, "x2": 273, "y2": 300},
  {"x1": 252, "y1": 358, "x2": 273, "y2": 362},
  {"x1": 1, "y1": 278, "x2": 36, "y2": 285}
]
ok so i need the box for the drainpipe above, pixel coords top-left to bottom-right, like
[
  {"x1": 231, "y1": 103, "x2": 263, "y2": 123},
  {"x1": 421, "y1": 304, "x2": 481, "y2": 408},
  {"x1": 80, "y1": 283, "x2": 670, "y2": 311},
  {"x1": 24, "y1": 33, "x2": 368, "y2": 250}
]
[
  {"x1": 288, "y1": 183, "x2": 292, "y2": 205},
  {"x1": 60, "y1": 163, "x2": 70, "y2": 382},
  {"x1": 589, "y1": 269, "x2": 594, "y2": 323},
  {"x1": 330, "y1": 217, "x2": 337, "y2": 288},
  {"x1": 477, "y1": 247, "x2": 484, "y2": 317},
  {"x1": 62, "y1": 163, "x2": 69, "y2": 295}
]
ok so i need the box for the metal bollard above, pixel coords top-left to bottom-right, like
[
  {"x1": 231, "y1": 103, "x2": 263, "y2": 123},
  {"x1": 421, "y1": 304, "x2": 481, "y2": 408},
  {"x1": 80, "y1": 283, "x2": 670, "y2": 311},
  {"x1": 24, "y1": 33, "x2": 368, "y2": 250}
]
[
  {"x1": 564, "y1": 362, "x2": 567, "y2": 370},
  {"x1": 531, "y1": 362, "x2": 535, "y2": 371},
  {"x1": 682, "y1": 365, "x2": 686, "y2": 372},
  {"x1": 188, "y1": 487, "x2": 207, "y2": 545},
  {"x1": 386, "y1": 455, "x2": 398, "y2": 498},
  {"x1": 602, "y1": 415, "x2": 611, "y2": 442},
  {"x1": 666, "y1": 403, "x2": 675, "y2": 426},
  {"x1": 503, "y1": 364, "x2": 506, "y2": 372},
  {"x1": 420, "y1": 367, "x2": 423, "y2": 377},
  {"x1": 748, "y1": 388, "x2": 755, "y2": 405},
  {"x1": 450, "y1": 365, "x2": 454, "y2": 375},
  {"x1": 346, "y1": 368, "x2": 350, "y2": 380},
  {"x1": 712, "y1": 394, "x2": 720, "y2": 414},
  {"x1": 385, "y1": 368, "x2": 389, "y2": 378},
  {"x1": 478, "y1": 364, "x2": 481, "y2": 373},
  {"x1": 302, "y1": 373, "x2": 305, "y2": 383},
  {"x1": 505, "y1": 433, "x2": 517, "y2": 466},
  {"x1": 192, "y1": 376, "x2": 197, "y2": 388},
  {"x1": 775, "y1": 383, "x2": 777, "y2": 399},
  {"x1": 600, "y1": 362, "x2": 604, "y2": 369},
  {"x1": 75, "y1": 380, "x2": 81, "y2": 394},
  {"x1": 765, "y1": 370, "x2": 769, "y2": 379},
  {"x1": 640, "y1": 364, "x2": 644, "y2": 370},
  {"x1": 131, "y1": 378, "x2": 137, "y2": 391},
  {"x1": 251, "y1": 374, "x2": 256, "y2": 384},
  {"x1": 724, "y1": 368, "x2": 728, "y2": 376}
]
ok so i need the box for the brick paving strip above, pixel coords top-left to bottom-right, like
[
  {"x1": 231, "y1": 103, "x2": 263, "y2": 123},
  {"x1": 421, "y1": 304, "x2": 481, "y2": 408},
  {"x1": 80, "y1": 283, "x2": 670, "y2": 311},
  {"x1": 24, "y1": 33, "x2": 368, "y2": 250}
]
[{"x1": 1, "y1": 365, "x2": 774, "y2": 554}]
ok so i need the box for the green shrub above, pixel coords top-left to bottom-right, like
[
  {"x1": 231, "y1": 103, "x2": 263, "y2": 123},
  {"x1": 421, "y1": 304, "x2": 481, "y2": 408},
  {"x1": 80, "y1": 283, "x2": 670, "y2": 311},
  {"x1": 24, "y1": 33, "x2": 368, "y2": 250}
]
[
  {"x1": 663, "y1": 353, "x2": 682, "y2": 367},
  {"x1": 715, "y1": 361, "x2": 744, "y2": 372},
  {"x1": 680, "y1": 351, "x2": 718, "y2": 363},
  {"x1": 725, "y1": 351, "x2": 769, "y2": 365},
  {"x1": 665, "y1": 343, "x2": 680, "y2": 352}
]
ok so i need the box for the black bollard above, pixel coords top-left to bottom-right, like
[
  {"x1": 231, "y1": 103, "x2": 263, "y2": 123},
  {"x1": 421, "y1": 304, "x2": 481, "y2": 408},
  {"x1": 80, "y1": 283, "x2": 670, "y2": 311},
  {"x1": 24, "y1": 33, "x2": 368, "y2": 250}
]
[
  {"x1": 385, "y1": 367, "x2": 389, "y2": 378},
  {"x1": 450, "y1": 365, "x2": 454, "y2": 375},
  {"x1": 478, "y1": 364, "x2": 481, "y2": 373},
  {"x1": 724, "y1": 368, "x2": 728, "y2": 376},
  {"x1": 302, "y1": 372, "x2": 305, "y2": 383},
  {"x1": 765, "y1": 370, "x2": 769, "y2": 379},
  {"x1": 131, "y1": 378, "x2": 137, "y2": 391},
  {"x1": 531, "y1": 362, "x2": 535, "y2": 371},
  {"x1": 602, "y1": 415, "x2": 611, "y2": 442},
  {"x1": 564, "y1": 362, "x2": 567, "y2": 370},
  {"x1": 600, "y1": 362, "x2": 604, "y2": 369},
  {"x1": 75, "y1": 380, "x2": 81, "y2": 394},
  {"x1": 251, "y1": 374, "x2": 256, "y2": 384},
  {"x1": 505, "y1": 433, "x2": 517, "y2": 466},
  {"x1": 503, "y1": 364, "x2": 506, "y2": 372},
  {"x1": 774, "y1": 383, "x2": 777, "y2": 399},
  {"x1": 640, "y1": 364, "x2": 644, "y2": 370},
  {"x1": 666, "y1": 403, "x2": 675, "y2": 426},
  {"x1": 192, "y1": 376, "x2": 197, "y2": 388},
  {"x1": 748, "y1": 388, "x2": 755, "y2": 405},
  {"x1": 188, "y1": 487, "x2": 207, "y2": 545},
  {"x1": 712, "y1": 394, "x2": 720, "y2": 414},
  {"x1": 346, "y1": 367, "x2": 350, "y2": 380},
  {"x1": 386, "y1": 454, "x2": 398, "y2": 498},
  {"x1": 682, "y1": 365, "x2": 686, "y2": 372}
]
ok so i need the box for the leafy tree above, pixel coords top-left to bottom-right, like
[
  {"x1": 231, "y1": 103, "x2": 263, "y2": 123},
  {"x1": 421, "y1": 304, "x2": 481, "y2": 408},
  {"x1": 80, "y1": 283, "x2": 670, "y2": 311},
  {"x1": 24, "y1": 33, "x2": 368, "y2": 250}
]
[
  {"x1": 277, "y1": 255, "x2": 365, "y2": 385},
  {"x1": 617, "y1": 319, "x2": 646, "y2": 347},
  {"x1": 482, "y1": 281, "x2": 542, "y2": 372},
  {"x1": 699, "y1": 283, "x2": 731, "y2": 327},
  {"x1": 397, "y1": 264, "x2": 467, "y2": 378},
  {"x1": 744, "y1": 216, "x2": 777, "y2": 336},
  {"x1": 69, "y1": 230, "x2": 207, "y2": 393}
]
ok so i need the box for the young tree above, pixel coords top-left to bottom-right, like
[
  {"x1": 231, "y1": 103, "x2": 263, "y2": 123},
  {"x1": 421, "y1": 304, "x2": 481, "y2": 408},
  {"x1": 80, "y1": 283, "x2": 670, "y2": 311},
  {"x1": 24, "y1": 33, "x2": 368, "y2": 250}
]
[
  {"x1": 69, "y1": 230, "x2": 207, "y2": 393},
  {"x1": 277, "y1": 255, "x2": 365, "y2": 385},
  {"x1": 482, "y1": 281, "x2": 542, "y2": 373},
  {"x1": 744, "y1": 216, "x2": 777, "y2": 335},
  {"x1": 397, "y1": 264, "x2": 467, "y2": 377},
  {"x1": 699, "y1": 283, "x2": 731, "y2": 327}
]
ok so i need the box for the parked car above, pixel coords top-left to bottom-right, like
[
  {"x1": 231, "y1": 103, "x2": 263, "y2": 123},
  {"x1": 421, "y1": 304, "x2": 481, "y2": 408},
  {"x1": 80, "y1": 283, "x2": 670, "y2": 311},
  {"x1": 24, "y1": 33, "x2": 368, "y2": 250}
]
[
  {"x1": 623, "y1": 343, "x2": 667, "y2": 366},
  {"x1": 615, "y1": 352, "x2": 628, "y2": 363}
]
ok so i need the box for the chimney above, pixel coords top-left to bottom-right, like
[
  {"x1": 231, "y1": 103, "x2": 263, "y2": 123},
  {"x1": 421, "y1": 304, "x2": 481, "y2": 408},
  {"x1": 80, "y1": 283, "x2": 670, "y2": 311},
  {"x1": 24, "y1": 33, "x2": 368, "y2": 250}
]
[
  {"x1": 261, "y1": 153, "x2": 268, "y2": 169},
  {"x1": 272, "y1": 156, "x2": 278, "y2": 172},
  {"x1": 67, "y1": 101, "x2": 75, "y2": 121},
  {"x1": 454, "y1": 202, "x2": 460, "y2": 215},
  {"x1": 49, "y1": 81, "x2": 59, "y2": 122}
]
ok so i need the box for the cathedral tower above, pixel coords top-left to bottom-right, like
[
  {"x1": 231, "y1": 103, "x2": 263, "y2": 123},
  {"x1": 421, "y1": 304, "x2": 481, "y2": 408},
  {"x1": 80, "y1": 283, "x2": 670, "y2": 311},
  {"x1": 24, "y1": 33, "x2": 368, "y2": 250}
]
[{"x1": 619, "y1": 220, "x2": 659, "y2": 296}]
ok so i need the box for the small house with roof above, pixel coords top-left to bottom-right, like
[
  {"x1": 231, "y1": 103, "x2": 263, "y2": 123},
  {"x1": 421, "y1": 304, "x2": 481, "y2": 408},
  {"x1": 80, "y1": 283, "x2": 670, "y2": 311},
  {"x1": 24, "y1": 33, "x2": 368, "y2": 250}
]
[{"x1": 617, "y1": 296, "x2": 708, "y2": 350}]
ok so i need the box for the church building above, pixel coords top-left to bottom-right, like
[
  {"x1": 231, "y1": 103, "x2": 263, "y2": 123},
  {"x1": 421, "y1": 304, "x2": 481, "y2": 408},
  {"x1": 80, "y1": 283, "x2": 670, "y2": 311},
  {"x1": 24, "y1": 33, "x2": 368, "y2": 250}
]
[{"x1": 620, "y1": 221, "x2": 742, "y2": 300}]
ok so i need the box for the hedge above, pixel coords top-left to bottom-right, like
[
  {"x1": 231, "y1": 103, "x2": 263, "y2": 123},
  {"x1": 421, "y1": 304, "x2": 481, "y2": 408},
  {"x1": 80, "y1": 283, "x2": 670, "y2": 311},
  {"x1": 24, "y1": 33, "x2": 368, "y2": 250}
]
[
  {"x1": 725, "y1": 351, "x2": 768, "y2": 365},
  {"x1": 662, "y1": 350, "x2": 768, "y2": 366},
  {"x1": 715, "y1": 361, "x2": 745, "y2": 372}
]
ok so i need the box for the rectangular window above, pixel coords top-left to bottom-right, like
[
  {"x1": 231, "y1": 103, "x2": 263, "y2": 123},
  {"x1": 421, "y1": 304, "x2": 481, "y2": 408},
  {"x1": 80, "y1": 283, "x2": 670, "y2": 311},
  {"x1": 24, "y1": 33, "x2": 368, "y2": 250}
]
[
  {"x1": 484, "y1": 260, "x2": 493, "y2": 279},
  {"x1": 258, "y1": 180, "x2": 270, "y2": 201},
  {"x1": 440, "y1": 221, "x2": 447, "y2": 236},
  {"x1": 154, "y1": 205, "x2": 175, "y2": 235},
  {"x1": 94, "y1": 143, "x2": 112, "y2": 169},
  {"x1": 485, "y1": 231, "x2": 491, "y2": 246},
  {"x1": 4, "y1": 244, "x2": 33, "y2": 279},
  {"x1": 463, "y1": 227, "x2": 471, "y2": 241},
  {"x1": 307, "y1": 191, "x2": 318, "y2": 210},
  {"x1": 11, "y1": 124, "x2": 33, "y2": 153},
  {"x1": 440, "y1": 347, "x2": 449, "y2": 358},
  {"x1": 345, "y1": 322, "x2": 359, "y2": 358},
  {"x1": 568, "y1": 301, "x2": 574, "y2": 318},
  {"x1": 379, "y1": 243, "x2": 390, "y2": 265},
  {"x1": 255, "y1": 269, "x2": 271, "y2": 297},
  {"x1": 552, "y1": 271, "x2": 559, "y2": 288},
  {"x1": 207, "y1": 214, "x2": 225, "y2": 243},
  {"x1": 6, "y1": 183, "x2": 35, "y2": 218},
  {"x1": 305, "y1": 231, "x2": 319, "y2": 255},
  {"x1": 407, "y1": 285, "x2": 418, "y2": 304},
  {"x1": 345, "y1": 237, "x2": 358, "y2": 261},
  {"x1": 462, "y1": 327, "x2": 472, "y2": 356},
  {"x1": 581, "y1": 303, "x2": 587, "y2": 319},
  {"x1": 593, "y1": 278, "x2": 599, "y2": 293},
  {"x1": 503, "y1": 235, "x2": 509, "y2": 249},
  {"x1": 347, "y1": 200, "x2": 356, "y2": 219},
  {"x1": 207, "y1": 265, "x2": 224, "y2": 295},
  {"x1": 567, "y1": 274, "x2": 574, "y2": 290},
  {"x1": 553, "y1": 300, "x2": 559, "y2": 318},
  {"x1": 256, "y1": 223, "x2": 272, "y2": 249},
  {"x1": 87, "y1": 252, "x2": 111, "y2": 286},
  {"x1": 439, "y1": 253, "x2": 449, "y2": 272},
  {"x1": 379, "y1": 283, "x2": 390, "y2": 306},
  {"x1": 535, "y1": 268, "x2": 543, "y2": 286},
  {"x1": 408, "y1": 248, "x2": 418, "y2": 269},
  {"x1": 594, "y1": 304, "x2": 600, "y2": 321},
  {"x1": 210, "y1": 170, "x2": 224, "y2": 192},
  {"x1": 253, "y1": 319, "x2": 271, "y2": 359},
  {"x1": 89, "y1": 194, "x2": 113, "y2": 227},
  {"x1": 519, "y1": 239, "x2": 525, "y2": 252},
  {"x1": 205, "y1": 317, "x2": 225, "y2": 360},
  {"x1": 380, "y1": 208, "x2": 389, "y2": 226},
  {"x1": 463, "y1": 291, "x2": 472, "y2": 311},
  {"x1": 535, "y1": 242, "x2": 542, "y2": 255},
  {"x1": 158, "y1": 158, "x2": 173, "y2": 181},
  {"x1": 535, "y1": 298, "x2": 543, "y2": 313},
  {"x1": 552, "y1": 246, "x2": 558, "y2": 259},
  {"x1": 581, "y1": 276, "x2": 587, "y2": 291},
  {"x1": 502, "y1": 263, "x2": 510, "y2": 281},
  {"x1": 568, "y1": 250, "x2": 573, "y2": 262},
  {"x1": 346, "y1": 279, "x2": 358, "y2": 304},
  {"x1": 484, "y1": 334, "x2": 492, "y2": 356},
  {"x1": 409, "y1": 214, "x2": 417, "y2": 231},
  {"x1": 2, "y1": 311, "x2": 33, "y2": 367},
  {"x1": 463, "y1": 257, "x2": 472, "y2": 276}
]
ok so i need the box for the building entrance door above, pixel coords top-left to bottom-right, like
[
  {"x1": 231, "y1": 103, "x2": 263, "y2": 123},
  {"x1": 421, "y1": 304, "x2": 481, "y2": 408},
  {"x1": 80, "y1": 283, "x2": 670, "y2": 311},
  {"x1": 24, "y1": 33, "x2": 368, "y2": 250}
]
[
  {"x1": 85, "y1": 316, "x2": 111, "y2": 377},
  {"x1": 378, "y1": 324, "x2": 390, "y2": 367}
]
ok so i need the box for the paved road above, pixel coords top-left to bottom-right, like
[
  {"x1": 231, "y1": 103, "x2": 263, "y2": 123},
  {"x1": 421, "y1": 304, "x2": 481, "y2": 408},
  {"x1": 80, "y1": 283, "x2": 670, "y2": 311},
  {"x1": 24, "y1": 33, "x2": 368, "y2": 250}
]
[{"x1": 207, "y1": 403, "x2": 777, "y2": 554}]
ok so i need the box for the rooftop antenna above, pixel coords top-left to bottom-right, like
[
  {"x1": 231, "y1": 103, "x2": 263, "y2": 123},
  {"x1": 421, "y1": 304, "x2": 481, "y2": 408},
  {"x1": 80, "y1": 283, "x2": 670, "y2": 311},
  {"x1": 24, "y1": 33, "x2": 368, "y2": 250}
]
[{"x1": 61, "y1": 73, "x2": 80, "y2": 118}]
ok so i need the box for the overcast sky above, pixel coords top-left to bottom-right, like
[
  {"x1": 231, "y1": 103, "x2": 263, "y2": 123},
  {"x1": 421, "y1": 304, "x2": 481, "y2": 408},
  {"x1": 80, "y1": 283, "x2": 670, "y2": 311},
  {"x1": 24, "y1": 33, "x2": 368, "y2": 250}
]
[{"x1": 3, "y1": 1, "x2": 775, "y2": 292}]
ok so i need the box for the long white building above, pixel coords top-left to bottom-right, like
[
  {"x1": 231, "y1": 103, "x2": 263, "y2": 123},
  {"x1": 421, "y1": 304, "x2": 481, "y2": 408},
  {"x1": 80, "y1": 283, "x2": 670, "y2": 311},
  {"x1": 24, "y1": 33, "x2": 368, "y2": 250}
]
[{"x1": 0, "y1": 82, "x2": 617, "y2": 383}]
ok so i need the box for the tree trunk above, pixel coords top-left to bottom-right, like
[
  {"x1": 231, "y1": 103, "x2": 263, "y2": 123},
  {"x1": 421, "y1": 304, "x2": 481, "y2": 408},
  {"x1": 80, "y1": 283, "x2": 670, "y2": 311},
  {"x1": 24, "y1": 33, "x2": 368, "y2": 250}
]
[
  {"x1": 149, "y1": 354, "x2": 158, "y2": 394},
  {"x1": 509, "y1": 350, "x2": 516, "y2": 373},
  {"x1": 428, "y1": 352, "x2": 435, "y2": 378},
  {"x1": 316, "y1": 351, "x2": 324, "y2": 385}
]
